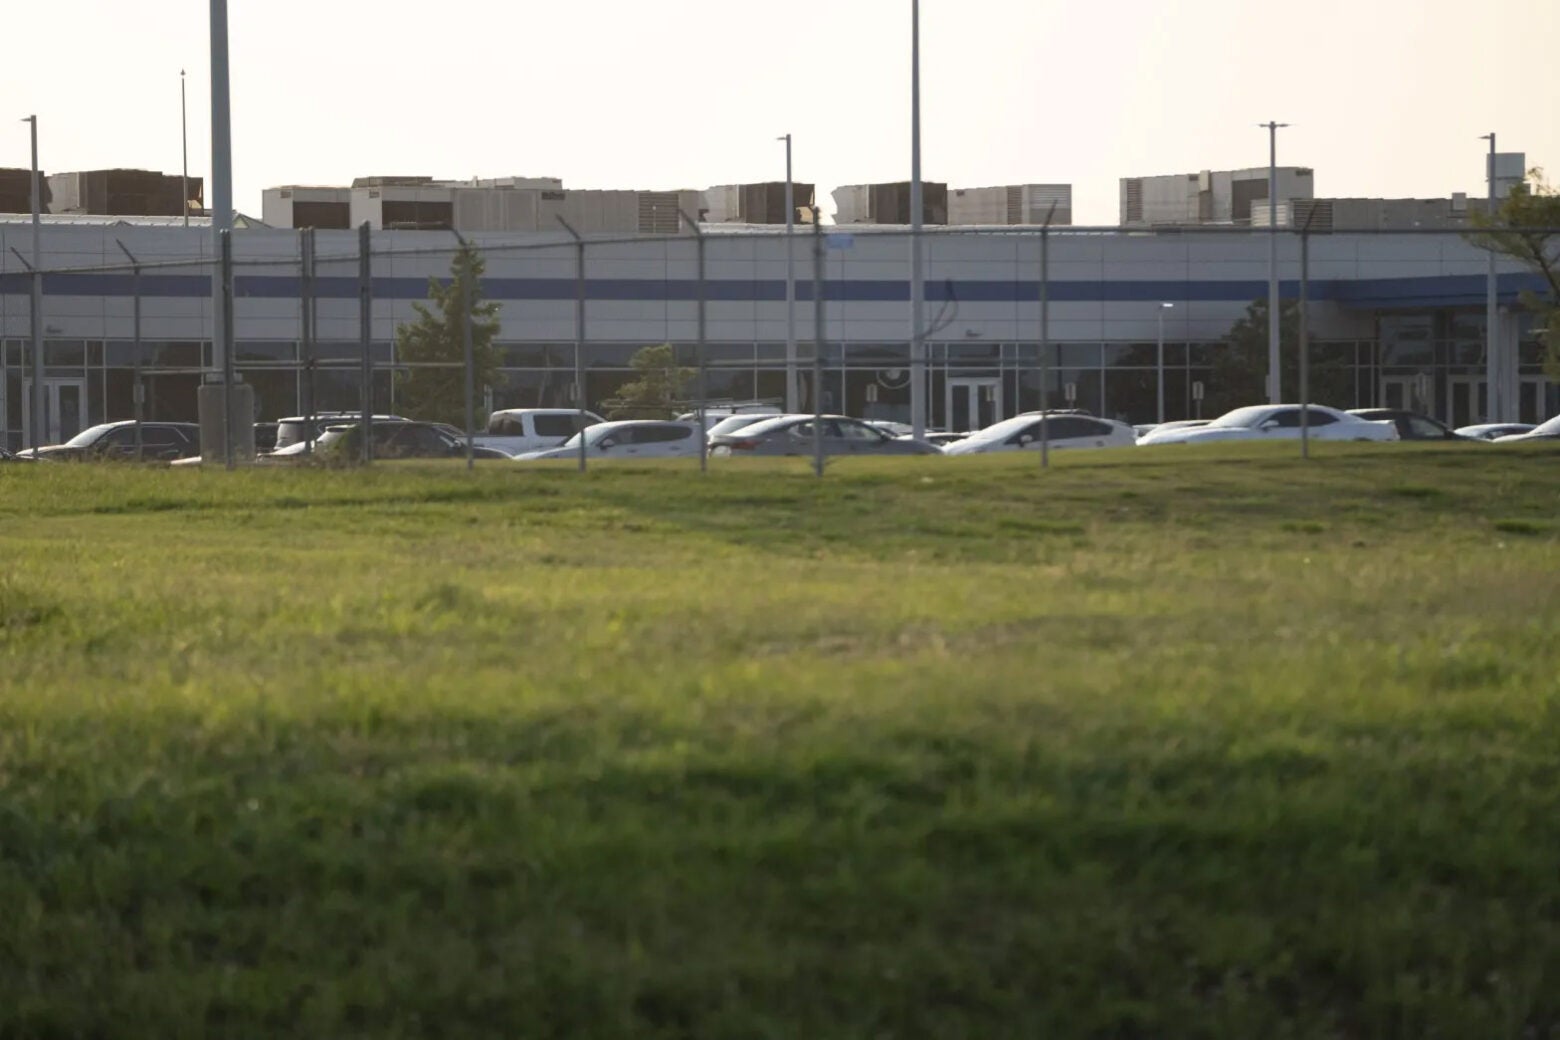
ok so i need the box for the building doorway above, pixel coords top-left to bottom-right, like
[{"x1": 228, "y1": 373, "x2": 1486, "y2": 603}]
[
  {"x1": 946, "y1": 377, "x2": 1001, "y2": 433},
  {"x1": 1380, "y1": 374, "x2": 1432, "y2": 415},
  {"x1": 21, "y1": 377, "x2": 89, "y2": 446}
]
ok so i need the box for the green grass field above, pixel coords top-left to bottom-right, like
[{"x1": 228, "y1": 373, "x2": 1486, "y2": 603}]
[{"x1": 2, "y1": 443, "x2": 1558, "y2": 1038}]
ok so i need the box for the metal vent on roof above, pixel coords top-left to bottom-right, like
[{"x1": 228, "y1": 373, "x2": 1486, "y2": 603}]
[
  {"x1": 638, "y1": 191, "x2": 680, "y2": 234},
  {"x1": 1292, "y1": 199, "x2": 1334, "y2": 233},
  {"x1": 1006, "y1": 186, "x2": 1022, "y2": 224},
  {"x1": 1124, "y1": 179, "x2": 1143, "y2": 224}
]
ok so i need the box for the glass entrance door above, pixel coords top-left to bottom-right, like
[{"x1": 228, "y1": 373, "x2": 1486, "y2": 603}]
[
  {"x1": 946, "y1": 378, "x2": 1001, "y2": 434},
  {"x1": 1519, "y1": 376, "x2": 1549, "y2": 424},
  {"x1": 1447, "y1": 376, "x2": 1486, "y2": 429},
  {"x1": 1380, "y1": 375, "x2": 1431, "y2": 414},
  {"x1": 21, "y1": 378, "x2": 89, "y2": 446}
]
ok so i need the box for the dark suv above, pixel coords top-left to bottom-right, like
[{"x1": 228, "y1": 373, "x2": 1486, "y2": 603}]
[{"x1": 16, "y1": 421, "x2": 201, "y2": 462}]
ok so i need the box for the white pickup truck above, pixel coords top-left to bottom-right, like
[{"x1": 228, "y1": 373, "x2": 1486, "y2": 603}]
[{"x1": 474, "y1": 408, "x2": 605, "y2": 457}]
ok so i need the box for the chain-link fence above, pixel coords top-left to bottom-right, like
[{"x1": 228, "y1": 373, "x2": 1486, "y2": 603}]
[{"x1": 2, "y1": 221, "x2": 1556, "y2": 468}]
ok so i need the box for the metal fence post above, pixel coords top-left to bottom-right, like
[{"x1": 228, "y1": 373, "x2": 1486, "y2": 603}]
[
  {"x1": 115, "y1": 241, "x2": 144, "y2": 459},
  {"x1": 556, "y1": 217, "x2": 589, "y2": 473},
  {"x1": 301, "y1": 228, "x2": 316, "y2": 454},
  {"x1": 1300, "y1": 225, "x2": 1312, "y2": 459},
  {"x1": 680, "y1": 211, "x2": 709, "y2": 474},
  {"x1": 220, "y1": 229, "x2": 236, "y2": 470},
  {"x1": 811, "y1": 209, "x2": 825, "y2": 478},
  {"x1": 452, "y1": 231, "x2": 476, "y2": 471},
  {"x1": 358, "y1": 222, "x2": 373, "y2": 465},
  {"x1": 1038, "y1": 205, "x2": 1057, "y2": 469}
]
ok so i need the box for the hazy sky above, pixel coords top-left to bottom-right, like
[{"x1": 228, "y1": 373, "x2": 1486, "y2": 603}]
[{"x1": 3, "y1": 0, "x2": 1556, "y2": 225}]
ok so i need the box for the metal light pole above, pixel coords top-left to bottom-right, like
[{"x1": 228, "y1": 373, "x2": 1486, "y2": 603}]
[
  {"x1": 451, "y1": 232, "x2": 476, "y2": 471},
  {"x1": 1481, "y1": 132, "x2": 1500, "y2": 424},
  {"x1": 24, "y1": 115, "x2": 43, "y2": 449},
  {"x1": 358, "y1": 222, "x2": 372, "y2": 465},
  {"x1": 909, "y1": 0, "x2": 927, "y2": 440},
  {"x1": 1156, "y1": 302, "x2": 1174, "y2": 424},
  {"x1": 779, "y1": 133, "x2": 797, "y2": 412},
  {"x1": 1261, "y1": 120, "x2": 1288, "y2": 403},
  {"x1": 180, "y1": 69, "x2": 189, "y2": 228}
]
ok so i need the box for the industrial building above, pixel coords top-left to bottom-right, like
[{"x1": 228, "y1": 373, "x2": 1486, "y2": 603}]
[
  {"x1": 47, "y1": 169, "x2": 202, "y2": 219},
  {"x1": 832, "y1": 182, "x2": 950, "y2": 225},
  {"x1": 1, "y1": 216, "x2": 1551, "y2": 451},
  {"x1": 1120, "y1": 166, "x2": 1316, "y2": 227},
  {"x1": 947, "y1": 185, "x2": 1072, "y2": 226},
  {"x1": 262, "y1": 177, "x2": 701, "y2": 235},
  {"x1": 703, "y1": 182, "x2": 817, "y2": 225}
]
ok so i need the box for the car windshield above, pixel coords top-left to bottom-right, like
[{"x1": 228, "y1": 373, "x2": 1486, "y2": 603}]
[
  {"x1": 1529, "y1": 415, "x2": 1560, "y2": 437},
  {"x1": 1207, "y1": 406, "x2": 1273, "y2": 429},
  {"x1": 62, "y1": 423, "x2": 118, "y2": 448},
  {"x1": 706, "y1": 415, "x2": 774, "y2": 438}
]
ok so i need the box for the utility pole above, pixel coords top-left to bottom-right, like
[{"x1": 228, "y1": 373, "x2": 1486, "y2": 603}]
[
  {"x1": 24, "y1": 114, "x2": 43, "y2": 449},
  {"x1": 1481, "y1": 132, "x2": 1500, "y2": 424},
  {"x1": 1037, "y1": 201, "x2": 1057, "y2": 469},
  {"x1": 681, "y1": 210, "x2": 709, "y2": 474},
  {"x1": 780, "y1": 133, "x2": 797, "y2": 412},
  {"x1": 909, "y1": 0, "x2": 927, "y2": 440},
  {"x1": 116, "y1": 241, "x2": 145, "y2": 459},
  {"x1": 180, "y1": 69, "x2": 190, "y2": 228}
]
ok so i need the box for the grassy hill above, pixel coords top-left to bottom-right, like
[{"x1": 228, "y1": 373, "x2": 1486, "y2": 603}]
[{"x1": 1, "y1": 444, "x2": 1557, "y2": 1037}]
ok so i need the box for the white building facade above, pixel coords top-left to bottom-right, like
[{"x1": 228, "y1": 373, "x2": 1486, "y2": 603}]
[{"x1": 0, "y1": 219, "x2": 1550, "y2": 448}]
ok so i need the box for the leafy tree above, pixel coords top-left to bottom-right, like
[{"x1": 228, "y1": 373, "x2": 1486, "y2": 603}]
[
  {"x1": 1205, "y1": 298, "x2": 1356, "y2": 415},
  {"x1": 394, "y1": 246, "x2": 502, "y2": 426},
  {"x1": 1467, "y1": 169, "x2": 1560, "y2": 381},
  {"x1": 603, "y1": 344, "x2": 693, "y2": 419}
]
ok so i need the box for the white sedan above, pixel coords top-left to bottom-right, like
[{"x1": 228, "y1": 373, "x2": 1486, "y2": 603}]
[
  {"x1": 1136, "y1": 405, "x2": 1399, "y2": 445},
  {"x1": 512, "y1": 420, "x2": 702, "y2": 460},
  {"x1": 943, "y1": 413, "x2": 1137, "y2": 455}
]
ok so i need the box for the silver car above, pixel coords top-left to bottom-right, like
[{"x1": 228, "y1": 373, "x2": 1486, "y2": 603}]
[{"x1": 709, "y1": 414, "x2": 943, "y2": 457}]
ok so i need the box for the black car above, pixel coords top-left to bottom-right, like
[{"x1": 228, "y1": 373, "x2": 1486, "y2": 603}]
[
  {"x1": 15, "y1": 421, "x2": 202, "y2": 461},
  {"x1": 1346, "y1": 409, "x2": 1474, "y2": 442},
  {"x1": 268, "y1": 421, "x2": 508, "y2": 462}
]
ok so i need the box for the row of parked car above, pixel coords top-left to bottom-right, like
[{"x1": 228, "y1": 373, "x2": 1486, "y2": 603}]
[{"x1": 4, "y1": 404, "x2": 1554, "y2": 467}]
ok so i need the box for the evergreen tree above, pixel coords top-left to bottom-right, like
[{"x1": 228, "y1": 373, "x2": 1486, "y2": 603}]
[
  {"x1": 394, "y1": 246, "x2": 502, "y2": 426},
  {"x1": 1206, "y1": 298, "x2": 1356, "y2": 415},
  {"x1": 603, "y1": 344, "x2": 693, "y2": 419}
]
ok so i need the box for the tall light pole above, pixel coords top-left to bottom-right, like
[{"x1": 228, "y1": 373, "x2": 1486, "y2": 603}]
[
  {"x1": 181, "y1": 69, "x2": 189, "y2": 228},
  {"x1": 1156, "y1": 302, "x2": 1174, "y2": 424},
  {"x1": 779, "y1": 133, "x2": 797, "y2": 411},
  {"x1": 1261, "y1": 121, "x2": 1288, "y2": 403},
  {"x1": 909, "y1": 0, "x2": 927, "y2": 440},
  {"x1": 1480, "y1": 132, "x2": 1499, "y2": 424},
  {"x1": 23, "y1": 115, "x2": 43, "y2": 449},
  {"x1": 210, "y1": 0, "x2": 233, "y2": 378}
]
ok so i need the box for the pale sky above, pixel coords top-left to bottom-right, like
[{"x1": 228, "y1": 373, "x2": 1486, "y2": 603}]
[{"x1": 3, "y1": 0, "x2": 1556, "y2": 225}]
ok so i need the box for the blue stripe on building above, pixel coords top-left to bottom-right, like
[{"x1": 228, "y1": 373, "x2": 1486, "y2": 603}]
[{"x1": 0, "y1": 271, "x2": 1544, "y2": 308}]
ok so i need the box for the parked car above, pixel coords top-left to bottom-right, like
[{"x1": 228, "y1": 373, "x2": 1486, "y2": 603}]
[
  {"x1": 13, "y1": 421, "x2": 201, "y2": 462},
  {"x1": 253, "y1": 422, "x2": 280, "y2": 454},
  {"x1": 704, "y1": 413, "x2": 784, "y2": 443},
  {"x1": 945, "y1": 413, "x2": 1137, "y2": 455},
  {"x1": 514, "y1": 420, "x2": 703, "y2": 461},
  {"x1": 272, "y1": 413, "x2": 408, "y2": 451},
  {"x1": 709, "y1": 415, "x2": 943, "y2": 457},
  {"x1": 476, "y1": 408, "x2": 604, "y2": 456},
  {"x1": 677, "y1": 403, "x2": 783, "y2": 433},
  {"x1": 1136, "y1": 405, "x2": 1399, "y2": 445},
  {"x1": 1454, "y1": 423, "x2": 1537, "y2": 441},
  {"x1": 260, "y1": 421, "x2": 489, "y2": 463},
  {"x1": 1133, "y1": 419, "x2": 1211, "y2": 441},
  {"x1": 1492, "y1": 415, "x2": 1560, "y2": 443},
  {"x1": 924, "y1": 431, "x2": 969, "y2": 448},
  {"x1": 1346, "y1": 409, "x2": 1474, "y2": 441},
  {"x1": 865, "y1": 419, "x2": 916, "y2": 438}
]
